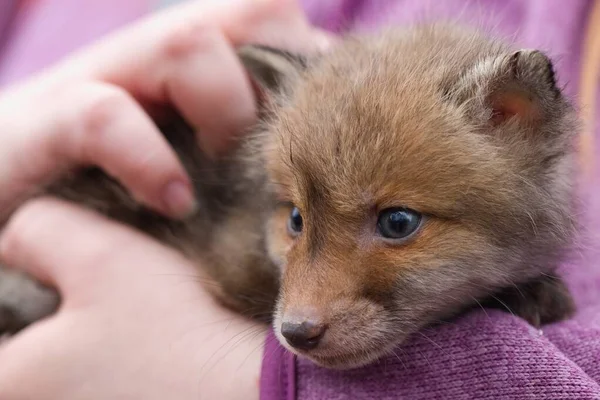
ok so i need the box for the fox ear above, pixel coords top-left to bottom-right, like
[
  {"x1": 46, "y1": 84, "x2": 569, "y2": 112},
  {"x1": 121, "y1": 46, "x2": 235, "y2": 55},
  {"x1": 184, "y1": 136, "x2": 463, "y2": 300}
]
[
  {"x1": 237, "y1": 45, "x2": 307, "y2": 97},
  {"x1": 449, "y1": 49, "x2": 564, "y2": 128}
]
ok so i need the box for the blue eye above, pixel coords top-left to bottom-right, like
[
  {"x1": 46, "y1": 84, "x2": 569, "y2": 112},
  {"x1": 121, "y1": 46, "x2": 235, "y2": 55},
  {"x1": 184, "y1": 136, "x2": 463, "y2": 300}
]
[
  {"x1": 377, "y1": 207, "x2": 422, "y2": 240},
  {"x1": 287, "y1": 207, "x2": 303, "y2": 236}
]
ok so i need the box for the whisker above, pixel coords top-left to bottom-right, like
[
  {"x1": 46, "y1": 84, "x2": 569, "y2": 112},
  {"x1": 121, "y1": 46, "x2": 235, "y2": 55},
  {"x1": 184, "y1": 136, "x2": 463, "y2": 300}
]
[
  {"x1": 471, "y1": 296, "x2": 490, "y2": 320},
  {"x1": 390, "y1": 348, "x2": 408, "y2": 371},
  {"x1": 488, "y1": 294, "x2": 515, "y2": 317}
]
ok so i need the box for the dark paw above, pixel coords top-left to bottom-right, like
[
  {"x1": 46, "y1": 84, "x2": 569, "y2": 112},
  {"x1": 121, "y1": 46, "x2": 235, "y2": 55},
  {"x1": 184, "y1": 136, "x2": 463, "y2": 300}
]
[{"x1": 482, "y1": 273, "x2": 575, "y2": 328}]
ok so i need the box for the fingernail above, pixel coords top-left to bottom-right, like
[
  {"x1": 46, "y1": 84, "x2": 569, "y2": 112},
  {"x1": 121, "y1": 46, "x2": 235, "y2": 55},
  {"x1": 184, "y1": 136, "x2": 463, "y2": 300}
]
[{"x1": 163, "y1": 180, "x2": 198, "y2": 219}]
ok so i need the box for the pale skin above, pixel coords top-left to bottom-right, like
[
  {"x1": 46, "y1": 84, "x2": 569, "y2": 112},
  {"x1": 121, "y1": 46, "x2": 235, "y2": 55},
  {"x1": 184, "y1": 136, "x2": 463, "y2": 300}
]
[{"x1": 0, "y1": 0, "x2": 331, "y2": 398}]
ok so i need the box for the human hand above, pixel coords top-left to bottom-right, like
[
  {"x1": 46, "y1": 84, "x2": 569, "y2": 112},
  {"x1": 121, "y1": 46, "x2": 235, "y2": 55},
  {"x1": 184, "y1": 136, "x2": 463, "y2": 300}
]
[
  {"x1": 0, "y1": 198, "x2": 266, "y2": 400},
  {"x1": 0, "y1": 0, "x2": 331, "y2": 221}
]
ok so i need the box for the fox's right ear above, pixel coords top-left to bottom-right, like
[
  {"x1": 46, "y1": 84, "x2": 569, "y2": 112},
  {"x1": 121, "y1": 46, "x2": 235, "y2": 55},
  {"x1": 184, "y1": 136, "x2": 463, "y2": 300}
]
[{"x1": 237, "y1": 45, "x2": 308, "y2": 97}]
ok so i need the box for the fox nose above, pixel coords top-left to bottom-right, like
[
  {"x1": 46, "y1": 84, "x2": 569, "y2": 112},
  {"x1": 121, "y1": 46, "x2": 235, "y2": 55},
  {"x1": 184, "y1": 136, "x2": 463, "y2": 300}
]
[{"x1": 281, "y1": 320, "x2": 327, "y2": 350}]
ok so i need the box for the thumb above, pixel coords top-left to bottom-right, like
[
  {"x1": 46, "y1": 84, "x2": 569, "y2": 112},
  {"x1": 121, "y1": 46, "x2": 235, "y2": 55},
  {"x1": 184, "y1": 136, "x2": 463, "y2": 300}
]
[{"x1": 0, "y1": 197, "x2": 183, "y2": 299}]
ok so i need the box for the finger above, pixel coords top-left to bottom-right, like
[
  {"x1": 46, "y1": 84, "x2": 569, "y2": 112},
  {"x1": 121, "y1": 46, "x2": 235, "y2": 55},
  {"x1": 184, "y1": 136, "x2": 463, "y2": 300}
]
[
  {"x1": 71, "y1": 0, "x2": 332, "y2": 78},
  {"x1": 0, "y1": 197, "x2": 186, "y2": 294},
  {"x1": 138, "y1": 25, "x2": 257, "y2": 155},
  {"x1": 0, "y1": 197, "x2": 131, "y2": 290},
  {"x1": 0, "y1": 82, "x2": 197, "y2": 219},
  {"x1": 214, "y1": 0, "x2": 334, "y2": 53},
  {"x1": 51, "y1": 0, "x2": 333, "y2": 154}
]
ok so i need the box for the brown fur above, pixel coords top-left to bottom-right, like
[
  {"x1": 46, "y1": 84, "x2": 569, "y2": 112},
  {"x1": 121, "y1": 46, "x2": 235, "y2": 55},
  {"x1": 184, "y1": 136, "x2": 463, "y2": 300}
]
[{"x1": 0, "y1": 24, "x2": 578, "y2": 371}]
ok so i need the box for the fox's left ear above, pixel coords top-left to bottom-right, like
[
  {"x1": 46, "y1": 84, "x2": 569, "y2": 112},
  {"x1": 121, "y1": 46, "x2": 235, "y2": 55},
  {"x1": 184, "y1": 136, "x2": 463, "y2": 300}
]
[
  {"x1": 236, "y1": 45, "x2": 308, "y2": 98},
  {"x1": 448, "y1": 49, "x2": 567, "y2": 129}
]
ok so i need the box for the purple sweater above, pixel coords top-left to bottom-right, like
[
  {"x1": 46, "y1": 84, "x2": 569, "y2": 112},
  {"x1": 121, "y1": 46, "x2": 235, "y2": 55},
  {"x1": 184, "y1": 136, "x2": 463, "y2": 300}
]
[
  {"x1": 261, "y1": 1, "x2": 600, "y2": 399},
  {"x1": 0, "y1": 1, "x2": 599, "y2": 399}
]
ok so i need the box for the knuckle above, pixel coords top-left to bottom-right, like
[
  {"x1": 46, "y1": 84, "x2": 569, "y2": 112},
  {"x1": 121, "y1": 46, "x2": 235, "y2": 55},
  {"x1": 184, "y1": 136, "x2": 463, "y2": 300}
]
[
  {"x1": 0, "y1": 199, "x2": 49, "y2": 261},
  {"x1": 78, "y1": 84, "x2": 131, "y2": 142},
  {"x1": 162, "y1": 21, "x2": 219, "y2": 60}
]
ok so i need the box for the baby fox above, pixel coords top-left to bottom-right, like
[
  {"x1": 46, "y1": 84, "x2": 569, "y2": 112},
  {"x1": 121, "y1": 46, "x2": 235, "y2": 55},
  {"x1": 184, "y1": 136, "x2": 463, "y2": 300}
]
[{"x1": 0, "y1": 23, "x2": 578, "y2": 370}]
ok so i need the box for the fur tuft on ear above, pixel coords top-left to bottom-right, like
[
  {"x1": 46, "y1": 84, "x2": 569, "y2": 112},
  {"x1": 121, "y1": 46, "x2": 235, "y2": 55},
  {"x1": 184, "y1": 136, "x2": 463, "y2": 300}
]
[
  {"x1": 236, "y1": 45, "x2": 307, "y2": 97},
  {"x1": 449, "y1": 49, "x2": 563, "y2": 127}
]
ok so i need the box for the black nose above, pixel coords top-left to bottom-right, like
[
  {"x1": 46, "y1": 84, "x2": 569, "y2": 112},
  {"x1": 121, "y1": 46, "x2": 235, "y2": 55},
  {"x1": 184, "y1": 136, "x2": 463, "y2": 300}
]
[{"x1": 281, "y1": 320, "x2": 326, "y2": 350}]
